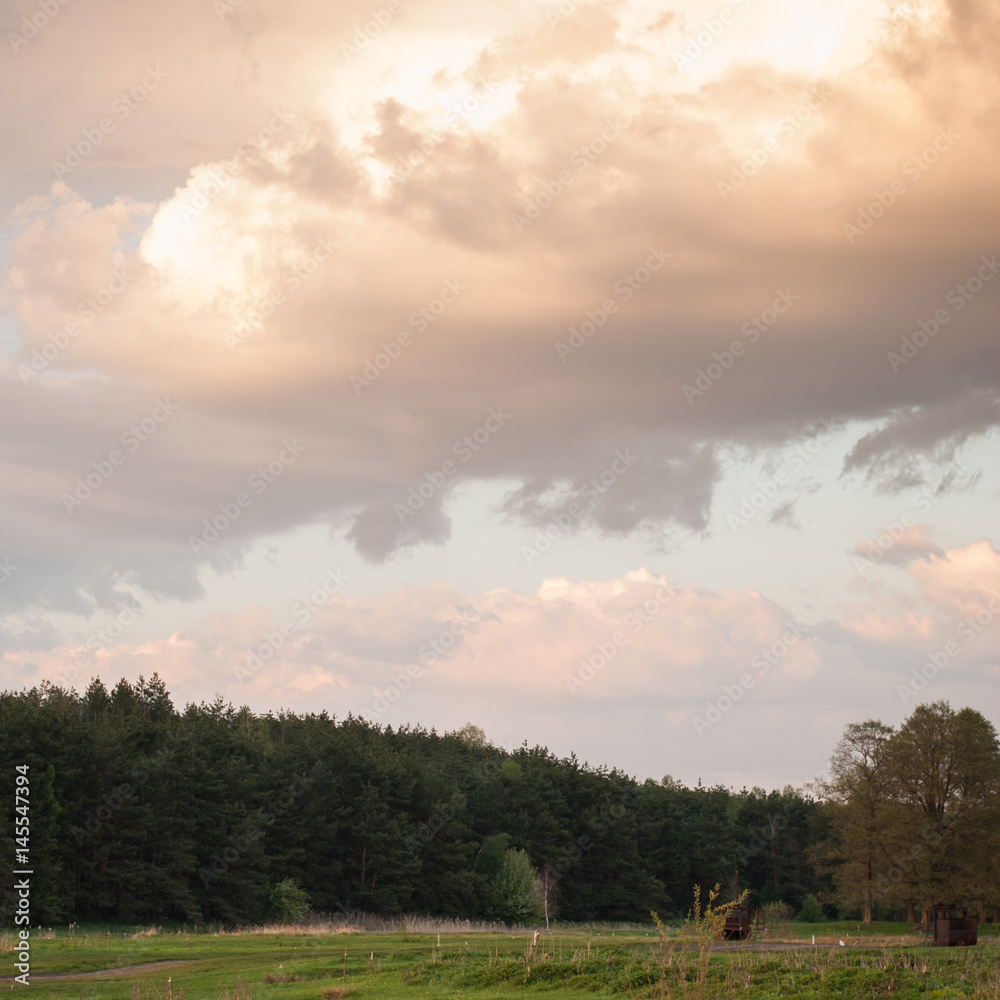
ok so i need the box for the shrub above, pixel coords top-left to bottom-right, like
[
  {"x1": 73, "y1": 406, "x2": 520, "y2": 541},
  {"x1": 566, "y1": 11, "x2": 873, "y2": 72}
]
[
  {"x1": 491, "y1": 848, "x2": 542, "y2": 923},
  {"x1": 266, "y1": 878, "x2": 310, "y2": 923},
  {"x1": 798, "y1": 893, "x2": 824, "y2": 922}
]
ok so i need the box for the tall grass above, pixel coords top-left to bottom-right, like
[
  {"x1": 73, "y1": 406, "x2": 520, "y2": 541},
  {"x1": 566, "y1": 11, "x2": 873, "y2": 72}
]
[
  {"x1": 433, "y1": 936, "x2": 1000, "y2": 999},
  {"x1": 224, "y1": 911, "x2": 524, "y2": 936}
]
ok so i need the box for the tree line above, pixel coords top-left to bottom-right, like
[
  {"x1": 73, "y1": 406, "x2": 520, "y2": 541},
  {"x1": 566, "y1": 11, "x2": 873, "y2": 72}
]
[
  {"x1": 822, "y1": 701, "x2": 1000, "y2": 927},
  {"x1": 0, "y1": 676, "x2": 996, "y2": 927}
]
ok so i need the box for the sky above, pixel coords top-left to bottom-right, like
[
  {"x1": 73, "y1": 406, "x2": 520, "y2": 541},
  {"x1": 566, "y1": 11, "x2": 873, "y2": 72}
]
[{"x1": 1, "y1": 0, "x2": 997, "y2": 789}]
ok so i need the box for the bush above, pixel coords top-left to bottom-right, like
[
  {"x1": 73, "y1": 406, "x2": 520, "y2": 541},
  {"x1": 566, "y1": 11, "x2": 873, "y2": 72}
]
[
  {"x1": 491, "y1": 848, "x2": 541, "y2": 924},
  {"x1": 798, "y1": 894, "x2": 824, "y2": 922},
  {"x1": 266, "y1": 878, "x2": 310, "y2": 923}
]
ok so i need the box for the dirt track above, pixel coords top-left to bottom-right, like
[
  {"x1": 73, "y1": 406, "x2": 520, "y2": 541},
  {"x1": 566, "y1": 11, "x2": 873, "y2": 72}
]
[
  {"x1": 0, "y1": 939, "x2": 897, "y2": 981},
  {"x1": 0, "y1": 959, "x2": 196, "y2": 981},
  {"x1": 711, "y1": 940, "x2": 854, "y2": 952}
]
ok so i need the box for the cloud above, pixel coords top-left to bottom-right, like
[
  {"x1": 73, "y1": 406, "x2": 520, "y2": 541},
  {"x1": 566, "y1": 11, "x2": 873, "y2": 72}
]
[
  {"x1": 842, "y1": 394, "x2": 997, "y2": 492},
  {"x1": 907, "y1": 538, "x2": 1000, "y2": 621},
  {"x1": 347, "y1": 494, "x2": 453, "y2": 562},
  {"x1": 0, "y1": 0, "x2": 997, "y2": 614},
  {"x1": 4, "y1": 541, "x2": 994, "y2": 782},
  {"x1": 0, "y1": 567, "x2": 862, "y2": 781},
  {"x1": 852, "y1": 521, "x2": 943, "y2": 566},
  {"x1": 842, "y1": 539, "x2": 1000, "y2": 667}
]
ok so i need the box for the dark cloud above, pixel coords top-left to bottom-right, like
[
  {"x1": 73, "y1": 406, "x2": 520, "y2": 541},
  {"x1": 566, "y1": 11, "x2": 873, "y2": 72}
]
[
  {"x1": 1, "y1": 0, "x2": 998, "y2": 614},
  {"x1": 842, "y1": 391, "x2": 998, "y2": 492}
]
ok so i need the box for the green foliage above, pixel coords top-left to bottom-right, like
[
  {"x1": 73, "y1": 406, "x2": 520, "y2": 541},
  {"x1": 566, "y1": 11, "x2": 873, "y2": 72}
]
[
  {"x1": 687, "y1": 882, "x2": 750, "y2": 942},
  {"x1": 21, "y1": 680, "x2": 999, "y2": 929},
  {"x1": 489, "y1": 848, "x2": 541, "y2": 923},
  {"x1": 797, "y1": 893, "x2": 824, "y2": 922},
  {"x1": 474, "y1": 833, "x2": 510, "y2": 879},
  {"x1": 824, "y1": 702, "x2": 1000, "y2": 922},
  {"x1": 266, "y1": 878, "x2": 310, "y2": 922},
  {"x1": 450, "y1": 723, "x2": 487, "y2": 747},
  {"x1": 5, "y1": 922, "x2": 1000, "y2": 1000}
]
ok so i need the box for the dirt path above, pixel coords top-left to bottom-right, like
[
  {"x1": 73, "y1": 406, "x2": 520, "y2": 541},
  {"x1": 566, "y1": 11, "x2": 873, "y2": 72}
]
[
  {"x1": 0, "y1": 959, "x2": 196, "y2": 981},
  {"x1": 710, "y1": 940, "x2": 859, "y2": 952}
]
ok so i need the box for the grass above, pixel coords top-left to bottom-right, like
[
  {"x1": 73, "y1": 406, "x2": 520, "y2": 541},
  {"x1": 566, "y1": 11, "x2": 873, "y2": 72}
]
[{"x1": 1, "y1": 919, "x2": 997, "y2": 999}]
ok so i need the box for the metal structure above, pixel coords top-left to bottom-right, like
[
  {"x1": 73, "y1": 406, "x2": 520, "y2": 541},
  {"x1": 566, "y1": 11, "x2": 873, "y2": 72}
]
[
  {"x1": 933, "y1": 905, "x2": 978, "y2": 947},
  {"x1": 722, "y1": 870, "x2": 754, "y2": 940},
  {"x1": 722, "y1": 906, "x2": 752, "y2": 940}
]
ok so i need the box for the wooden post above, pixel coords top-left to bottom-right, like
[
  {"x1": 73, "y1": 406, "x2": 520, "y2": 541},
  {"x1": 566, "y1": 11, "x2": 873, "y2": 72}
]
[{"x1": 343, "y1": 947, "x2": 347, "y2": 986}]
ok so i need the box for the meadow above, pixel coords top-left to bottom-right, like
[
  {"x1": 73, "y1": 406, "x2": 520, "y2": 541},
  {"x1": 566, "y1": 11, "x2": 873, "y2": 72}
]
[{"x1": 3, "y1": 918, "x2": 998, "y2": 1000}]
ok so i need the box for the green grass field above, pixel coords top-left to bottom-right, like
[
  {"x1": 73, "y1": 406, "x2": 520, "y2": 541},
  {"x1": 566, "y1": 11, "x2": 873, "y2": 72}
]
[{"x1": 3, "y1": 921, "x2": 998, "y2": 999}]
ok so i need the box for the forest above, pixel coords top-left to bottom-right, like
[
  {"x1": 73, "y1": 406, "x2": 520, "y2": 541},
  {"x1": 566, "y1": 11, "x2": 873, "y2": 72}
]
[{"x1": 1, "y1": 675, "x2": 997, "y2": 930}]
